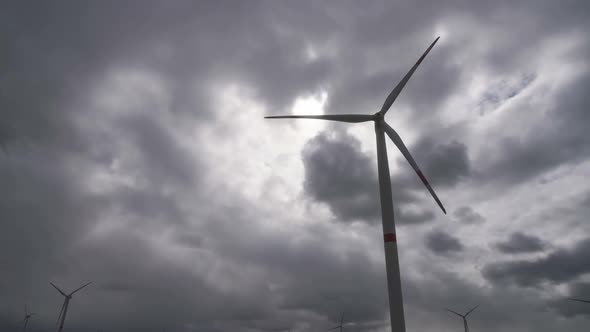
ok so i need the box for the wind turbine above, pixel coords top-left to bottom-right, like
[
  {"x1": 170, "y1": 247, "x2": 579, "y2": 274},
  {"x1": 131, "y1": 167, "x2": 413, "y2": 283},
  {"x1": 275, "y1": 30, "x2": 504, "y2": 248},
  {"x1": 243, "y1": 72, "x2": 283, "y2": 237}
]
[
  {"x1": 50, "y1": 281, "x2": 92, "y2": 332},
  {"x1": 445, "y1": 305, "x2": 479, "y2": 332},
  {"x1": 265, "y1": 37, "x2": 446, "y2": 332},
  {"x1": 328, "y1": 312, "x2": 346, "y2": 332},
  {"x1": 568, "y1": 298, "x2": 590, "y2": 304},
  {"x1": 22, "y1": 305, "x2": 37, "y2": 332}
]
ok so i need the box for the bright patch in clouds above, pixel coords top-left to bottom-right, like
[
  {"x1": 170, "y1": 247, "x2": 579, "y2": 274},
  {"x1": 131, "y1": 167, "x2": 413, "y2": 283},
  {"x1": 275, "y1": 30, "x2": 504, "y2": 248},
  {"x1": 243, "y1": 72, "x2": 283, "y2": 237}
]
[
  {"x1": 291, "y1": 91, "x2": 328, "y2": 137},
  {"x1": 199, "y1": 84, "x2": 331, "y2": 226}
]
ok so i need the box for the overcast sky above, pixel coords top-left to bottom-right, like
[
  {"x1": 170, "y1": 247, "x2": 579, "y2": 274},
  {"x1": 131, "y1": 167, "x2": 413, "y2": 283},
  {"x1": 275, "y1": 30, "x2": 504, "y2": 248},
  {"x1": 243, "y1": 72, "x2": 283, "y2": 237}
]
[{"x1": 1, "y1": 1, "x2": 590, "y2": 331}]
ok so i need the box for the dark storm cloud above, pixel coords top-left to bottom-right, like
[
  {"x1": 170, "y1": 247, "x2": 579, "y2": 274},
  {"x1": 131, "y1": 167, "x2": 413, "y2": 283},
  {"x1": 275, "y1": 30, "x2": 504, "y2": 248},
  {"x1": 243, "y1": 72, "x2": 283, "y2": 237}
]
[
  {"x1": 74, "y1": 233, "x2": 271, "y2": 330},
  {"x1": 301, "y1": 130, "x2": 380, "y2": 223},
  {"x1": 397, "y1": 208, "x2": 435, "y2": 224},
  {"x1": 0, "y1": 0, "x2": 333, "y2": 149},
  {"x1": 174, "y1": 232, "x2": 204, "y2": 249},
  {"x1": 495, "y1": 232, "x2": 547, "y2": 254},
  {"x1": 173, "y1": 201, "x2": 394, "y2": 327},
  {"x1": 116, "y1": 114, "x2": 197, "y2": 188},
  {"x1": 453, "y1": 206, "x2": 486, "y2": 224},
  {"x1": 1, "y1": 1, "x2": 172, "y2": 149},
  {"x1": 425, "y1": 230, "x2": 464, "y2": 255},
  {"x1": 0, "y1": 149, "x2": 102, "y2": 286},
  {"x1": 548, "y1": 282, "x2": 590, "y2": 318},
  {"x1": 301, "y1": 130, "x2": 445, "y2": 224},
  {"x1": 483, "y1": 238, "x2": 590, "y2": 287},
  {"x1": 382, "y1": 134, "x2": 470, "y2": 214},
  {"x1": 475, "y1": 1, "x2": 590, "y2": 75},
  {"x1": 532, "y1": 190, "x2": 590, "y2": 236},
  {"x1": 0, "y1": 147, "x2": 194, "y2": 330},
  {"x1": 477, "y1": 71, "x2": 590, "y2": 187},
  {"x1": 477, "y1": 73, "x2": 537, "y2": 114},
  {"x1": 401, "y1": 138, "x2": 471, "y2": 188}
]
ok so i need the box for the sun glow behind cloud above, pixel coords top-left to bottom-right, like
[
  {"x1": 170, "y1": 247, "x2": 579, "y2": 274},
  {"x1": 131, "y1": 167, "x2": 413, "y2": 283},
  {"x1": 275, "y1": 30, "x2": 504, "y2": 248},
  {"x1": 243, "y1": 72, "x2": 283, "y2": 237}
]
[
  {"x1": 433, "y1": 24, "x2": 449, "y2": 42},
  {"x1": 196, "y1": 83, "x2": 333, "y2": 227}
]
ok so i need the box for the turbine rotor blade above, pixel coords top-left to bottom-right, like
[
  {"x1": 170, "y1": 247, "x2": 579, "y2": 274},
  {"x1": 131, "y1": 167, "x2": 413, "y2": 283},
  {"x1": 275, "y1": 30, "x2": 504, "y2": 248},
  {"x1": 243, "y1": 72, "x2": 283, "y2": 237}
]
[
  {"x1": 264, "y1": 114, "x2": 375, "y2": 123},
  {"x1": 50, "y1": 282, "x2": 67, "y2": 297},
  {"x1": 445, "y1": 308, "x2": 463, "y2": 317},
  {"x1": 379, "y1": 36, "x2": 440, "y2": 115},
  {"x1": 340, "y1": 312, "x2": 344, "y2": 325},
  {"x1": 465, "y1": 304, "x2": 479, "y2": 316},
  {"x1": 383, "y1": 122, "x2": 446, "y2": 213},
  {"x1": 568, "y1": 298, "x2": 590, "y2": 304},
  {"x1": 70, "y1": 281, "x2": 92, "y2": 296},
  {"x1": 328, "y1": 327, "x2": 340, "y2": 330}
]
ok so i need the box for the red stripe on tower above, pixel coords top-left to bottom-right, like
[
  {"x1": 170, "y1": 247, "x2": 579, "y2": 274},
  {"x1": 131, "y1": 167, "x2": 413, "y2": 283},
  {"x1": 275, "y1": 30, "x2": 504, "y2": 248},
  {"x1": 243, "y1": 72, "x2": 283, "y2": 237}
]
[{"x1": 384, "y1": 233, "x2": 397, "y2": 242}]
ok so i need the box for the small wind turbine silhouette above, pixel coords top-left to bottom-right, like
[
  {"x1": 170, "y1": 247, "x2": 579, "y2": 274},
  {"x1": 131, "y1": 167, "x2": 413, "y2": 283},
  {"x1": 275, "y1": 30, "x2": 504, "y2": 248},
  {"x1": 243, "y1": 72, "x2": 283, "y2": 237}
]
[
  {"x1": 568, "y1": 297, "x2": 590, "y2": 304},
  {"x1": 50, "y1": 281, "x2": 92, "y2": 332},
  {"x1": 22, "y1": 305, "x2": 37, "y2": 332},
  {"x1": 445, "y1": 305, "x2": 479, "y2": 332},
  {"x1": 327, "y1": 312, "x2": 345, "y2": 332},
  {"x1": 265, "y1": 37, "x2": 445, "y2": 332}
]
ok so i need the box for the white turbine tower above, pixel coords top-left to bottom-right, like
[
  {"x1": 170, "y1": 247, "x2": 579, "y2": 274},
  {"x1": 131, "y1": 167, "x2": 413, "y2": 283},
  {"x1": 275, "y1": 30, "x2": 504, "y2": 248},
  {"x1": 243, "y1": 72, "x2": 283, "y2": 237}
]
[
  {"x1": 265, "y1": 37, "x2": 446, "y2": 332},
  {"x1": 22, "y1": 305, "x2": 37, "y2": 332},
  {"x1": 328, "y1": 312, "x2": 346, "y2": 332},
  {"x1": 445, "y1": 305, "x2": 479, "y2": 332},
  {"x1": 50, "y1": 281, "x2": 92, "y2": 332}
]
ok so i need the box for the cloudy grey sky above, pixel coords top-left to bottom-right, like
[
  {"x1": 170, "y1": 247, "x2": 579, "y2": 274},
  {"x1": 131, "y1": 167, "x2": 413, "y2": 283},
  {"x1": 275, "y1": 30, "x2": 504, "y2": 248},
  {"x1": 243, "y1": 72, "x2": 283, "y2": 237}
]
[{"x1": 1, "y1": 1, "x2": 589, "y2": 331}]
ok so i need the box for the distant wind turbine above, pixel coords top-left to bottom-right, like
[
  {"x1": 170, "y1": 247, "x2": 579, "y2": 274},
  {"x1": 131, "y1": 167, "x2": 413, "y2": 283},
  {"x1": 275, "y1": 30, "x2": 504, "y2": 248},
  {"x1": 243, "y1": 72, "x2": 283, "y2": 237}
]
[
  {"x1": 50, "y1": 281, "x2": 92, "y2": 332},
  {"x1": 568, "y1": 297, "x2": 590, "y2": 304},
  {"x1": 445, "y1": 305, "x2": 479, "y2": 332},
  {"x1": 22, "y1": 305, "x2": 37, "y2": 332},
  {"x1": 265, "y1": 37, "x2": 446, "y2": 332},
  {"x1": 328, "y1": 312, "x2": 346, "y2": 332}
]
